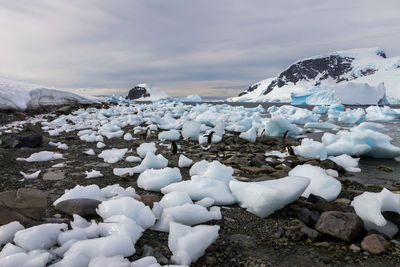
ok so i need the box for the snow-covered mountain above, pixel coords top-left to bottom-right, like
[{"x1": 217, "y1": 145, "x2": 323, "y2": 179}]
[
  {"x1": 229, "y1": 47, "x2": 400, "y2": 104},
  {"x1": 0, "y1": 77, "x2": 96, "y2": 110},
  {"x1": 126, "y1": 83, "x2": 169, "y2": 101}
]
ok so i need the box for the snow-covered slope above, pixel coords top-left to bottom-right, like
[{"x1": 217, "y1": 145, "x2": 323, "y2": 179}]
[
  {"x1": 126, "y1": 83, "x2": 169, "y2": 101},
  {"x1": 229, "y1": 47, "x2": 400, "y2": 104},
  {"x1": 0, "y1": 77, "x2": 96, "y2": 110}
]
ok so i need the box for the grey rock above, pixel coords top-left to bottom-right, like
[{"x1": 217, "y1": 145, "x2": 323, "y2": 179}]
[
  {"x1": 55, "y1": 198, "x2": 101, "y2": 218},
  {"x1": 315, "y1": 211, "x2": 364, "y2": 242},
  {"x1": 300, "y1": 225, "x2": 319, "y2": 241},
  {"x1": 349, "y1": 244, "x2": 361, "y2": 253},
  {"x1": 297, "y1": 207, "x2": 320, "y2": 227}
]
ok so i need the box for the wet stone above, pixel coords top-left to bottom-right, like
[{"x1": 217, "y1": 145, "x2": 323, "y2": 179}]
[
  {"x1": 55, "y1": 198, "x2": 101, "y2": 218},
  {"x1": 361, "y1": 234, "x2": 390, "y2": 255}
]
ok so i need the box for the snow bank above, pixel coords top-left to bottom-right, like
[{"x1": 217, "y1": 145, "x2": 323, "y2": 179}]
[{"x1": 0, "y1": 77, "x2": 95, "y2": 110}]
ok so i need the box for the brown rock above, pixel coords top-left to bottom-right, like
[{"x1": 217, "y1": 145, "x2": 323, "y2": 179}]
[
  {"x1": 361, "y1": 234, "x2": 390, "y2": 255},
  {"x1": 377, "y1": 165, "x2": 392, "y2": 172},
  {"x1": 270, "y1": 170, "x2": 288, "y2": 178},
  {"x1": 334, "y1": 198, "x2": 352, "y2": 205},
  {"x1": 315, "y1": 211, "x2": 363, "y2": 242},
  {"x1": 239, "y1": 166, "x2": 274, "y2": 174},
  {"x1": 140, "y1": 194, "x2": 161, "y2": 208},
  {"x1": 0, "y1": 188, "x2": 47, "y2": 225}
]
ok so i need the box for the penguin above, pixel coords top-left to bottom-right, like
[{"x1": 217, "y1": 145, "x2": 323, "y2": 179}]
[
  {"x1": 171, "y1": 141, "x2": 178, "y2": 155},
  {"x1": 285, "y1": 144, "x2": 296, "y2": 156},
  {"x1": 146, "y1": 127, "x2": 151, "y2": 140},
  {"x1": 282, "y1": 130, "x2": 289, "y2": 141},
  {"x1": 204, "y1": 131, "x2": 215, "y2": 145}
]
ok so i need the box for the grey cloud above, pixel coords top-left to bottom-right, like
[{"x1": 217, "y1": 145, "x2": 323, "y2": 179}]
[{"x1": 0, "y1": 0, "x2": 399, "y2": 97}]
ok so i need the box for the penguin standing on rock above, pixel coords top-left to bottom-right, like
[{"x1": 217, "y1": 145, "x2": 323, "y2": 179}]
[
  {"x1": 205, "y1": 131, "x2": 215, "y2": 145},
  {"x1": 285, "y1": 144, "x2": 296, "y2": 156},
  {"x1": 171, "y1": 141, "x2": 178, "y2": 155}
]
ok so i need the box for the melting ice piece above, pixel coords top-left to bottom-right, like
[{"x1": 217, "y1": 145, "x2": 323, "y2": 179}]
[
  {"x1": 289, "y1": 164, "x2": 341, "y2": 201},
  {"x1": 152, "y1": 204, "x2": 221, "y2": 232},
  {"x1": 131, "y1": 256, "x2": 158, "y2": 267},
  {"x1": 338, "y1": 108, "x2": 365, "y2": 124},
  {"x1": 98, "y1": 148, "x2": 128, "y2": 163},
  {"x1": 352, "y1": 188, "x2": 400, "y2": 227},
  {"x1": 239, "y1": 127, "x2": 257, "y2": 143},
  {"x1": 293, "y1": 138, "x2": 327, "y2": 160},
  {"x1": 189, "y1": 160, "x2": 234, "y2": 185},
  {"x1": 97, "y1": 197, "x2": 155, "y2": 229},
  {"x1": 0, "y1": 221, "x2": 24, "y2": 245},
  {"x1": 138, "y1": 152, "x2": 168, "y2": 170},
  {"x1": 85, "y1": 170, "x2": 103, "y2": 179},
  {"x1": 162, "y1": 176, "x2": 236, "y2": 205},
  {"x1": 0, "y1": 249, "x2": 53, "y2": 267},
  {"x1": 158, "y1": 130, "x2": 180, "y2": 141},
  {"x1": 19, "y1": 170, "x2": 41, "y2": 179},
  {"x1": 54, "y1": 234, "x2": 135, "y2": 267},
  {"x1": 229, "y1": 176, "x2": 310, "y2": 218},
  {"x1": 182, "y1": 121, "x2": 201, "y2": 140},
  {"x1": 178, "y1": 154, "x2": 193, "y2": 167},
  {"x1": 328, "y1": 154, "x2": 360, "y2": 172},
  {"x1": 322, "y1": 127, "x2": 400, "y2": 158},
  {"x1": 137, "y1": 167, "x2": 182, "y2": 191},
  {"x1": 14, "y1": 223, "x2": 68, "y2": 250},
  {"x1": 98, "y1": 215, "x2": 144, "y2": 243},
  {"x1": 168, "y1": 222, "x2": 220, "y2": 266},
  {"x1": 137, "y1": 142, "x2": 157, "y2": 158},
  {"x1": 262, "y1": 117, "x2": 303, "y2": 137},
  {"x1": 88, "y1": 255, "x2": 131, "y2": 267},
  {"x1": 16, "y1": 151, "x2": 63, "y2": 162}
]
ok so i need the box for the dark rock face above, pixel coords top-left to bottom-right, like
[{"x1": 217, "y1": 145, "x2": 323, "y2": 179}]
[
  {"x1": 0, "y1": 188, "x2": 47, "y2": 225},
  {"x1": 315, "y1": 211, "x2": 364, "y2": 242},
  {"x1": 238, "y1": 83, "x2": 260, "y2": 97},
  {"x1": 236, "y1": 49, "x2": 387, "y2": 98},
  {"x1": 127, "y1": 85, "x2": 150, "y2": 100},
  {"x1": 263, "y1": 55, "x2": 354, "y2": 95},
  {"x1": 55, "y1": 198, "x2": 101, "y2": 218},
  {"x1": 1, "y1": 134, "x2": 43, "y2": 148}
]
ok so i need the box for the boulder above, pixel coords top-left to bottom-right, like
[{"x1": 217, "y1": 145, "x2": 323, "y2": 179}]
[
  {"x1": 55, "y1": 198, "x2": 101, "y2": 218},
  {"x1": 361, "y1": 234, "x2": 390, "y2": 255},
  {"x1": 315, "y1": 211, "x2": 364, "y2": 241},
  {"x1": 140, "y1": 194, "x2": 160, "y2": 208},
  {"x1": 1, "y1": 134, "x2": 43, "y2": 148},
  {"x1": 0, "y1": 188, "x2": 47, "y2": 225},
  {"x1": 127, "y1": 85, "x2": 150, "y2": 100}
]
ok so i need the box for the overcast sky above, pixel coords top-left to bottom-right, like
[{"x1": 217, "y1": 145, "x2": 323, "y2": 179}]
[{"x1": 1, "y1": 0, "x2": 399, "y2": 98}]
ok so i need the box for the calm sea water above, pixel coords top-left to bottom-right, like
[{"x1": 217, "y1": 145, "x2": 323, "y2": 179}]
[{"x1": 199, "y1": 101, "x2": 400, "y2": 186}]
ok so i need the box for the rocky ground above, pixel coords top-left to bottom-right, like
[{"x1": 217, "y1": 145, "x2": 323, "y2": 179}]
[{"x1": 1, "y1": 104, "x2": 400, "y2": 266}]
